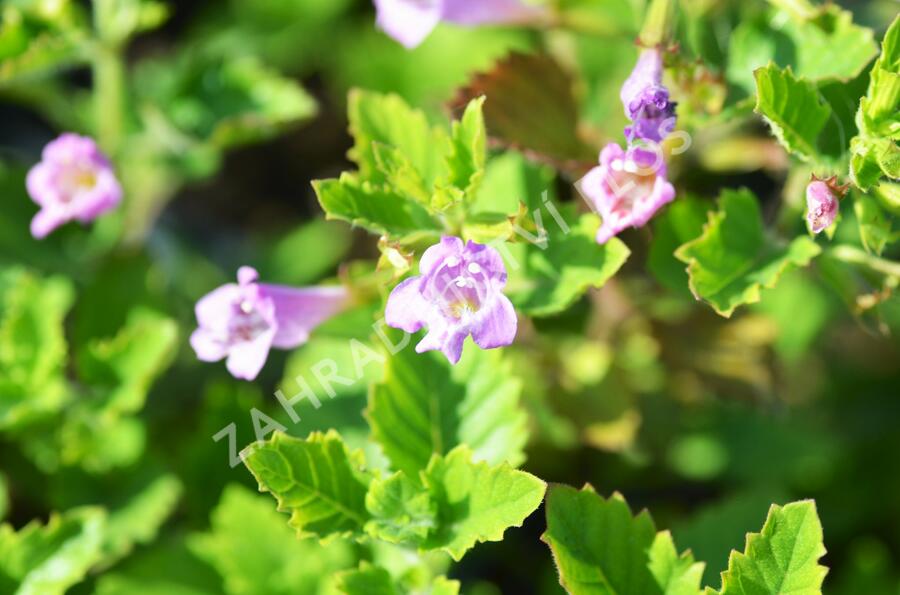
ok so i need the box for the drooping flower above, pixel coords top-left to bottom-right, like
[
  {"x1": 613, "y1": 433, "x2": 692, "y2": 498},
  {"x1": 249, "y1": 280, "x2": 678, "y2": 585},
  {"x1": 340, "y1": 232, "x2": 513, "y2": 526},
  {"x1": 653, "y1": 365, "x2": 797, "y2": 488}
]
[
  {"x1": 26, "y1": 133, "x2": 122, "y2": 239},
  {"x1": 385, "y1": 236, "x2": 517, "y2": 364},
  {"x1": 373, "y1": 0, "x2": 545, "y2": 49},
  {"x1": 579, "y1": 143, "x2": 676, "y2": 244},
  {"x1": 620, "y1": 48, "x2": 677, "y2": 144},
  {"x1": 191, "y1": 267, "x2": 350, "y2": 381},
  {"x1": 806, "y1": 176, "x2": 845, "y2": 234}
]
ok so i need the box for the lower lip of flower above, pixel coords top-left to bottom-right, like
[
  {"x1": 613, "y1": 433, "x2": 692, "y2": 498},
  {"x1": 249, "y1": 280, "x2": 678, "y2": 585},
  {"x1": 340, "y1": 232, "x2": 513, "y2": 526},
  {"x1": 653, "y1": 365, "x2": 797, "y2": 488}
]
[
  {"x1": 60, "y1": 167, "x2": 98, "y2": 201},
  {"x1": 229, "y1": 302, "x2": 270, "y2": 342}
]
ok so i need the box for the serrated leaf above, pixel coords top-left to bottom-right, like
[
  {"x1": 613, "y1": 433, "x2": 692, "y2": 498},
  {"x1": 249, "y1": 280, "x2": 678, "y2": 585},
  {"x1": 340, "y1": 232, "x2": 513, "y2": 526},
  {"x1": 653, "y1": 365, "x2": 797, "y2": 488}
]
[
  {"x1": 0, "y1": 268, "x2": 73, "y2": 429},
  {"x1": 505, "y1": 213, "x2": 630, "y2": 317},
  {"x1": 849, "y1": 16, "x2": 900, "y2": 189},
  {"x1": 99, "y1": 475, "x2": 182, "y2": 568},
  {"x1": 364, "y1": 471, "x2": 437, "y2": 545},
  {"x1": 243, "y1": 430, "x2": 371, "y2": 540},
  {"x1": 367, "y1": 342, "x2": 527, "y2": 477},
  {"x1": 675, "y1": 189, "x2": 821, "y2": 317},
  {"x1": 707, "y1": 501, "x2": 827, "y2": 595},
  {"x1": 542, "y1": 484, "x2": 703, "y2": 595},
  {"x1": 754, "y1": 64, "x2": 831, "y2": 162},
  {"x1": 190, "y1": 484, "x2": 354, "y2": 595},
  {"x1": 348, "y1": 89, "x2": 450, "y2": 188},
  {"x1": 446, "y1": 95, "x2": 487, "y2": 200},
  {"x1": 313, "y1": 173, "x2": 441, "y2": 238},
  {"x1": 421, "y1": 446, "x2": 545, "y2": 561},
  {"x1": 0, "y1": 507, "x2": 106, "y2": 595}
]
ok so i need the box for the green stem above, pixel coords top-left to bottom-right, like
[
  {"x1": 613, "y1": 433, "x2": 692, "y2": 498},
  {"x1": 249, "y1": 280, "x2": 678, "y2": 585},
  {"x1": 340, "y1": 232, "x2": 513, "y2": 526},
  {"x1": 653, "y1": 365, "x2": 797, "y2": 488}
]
[
  {"x1": 92, "y1": 0, "x2": 125, "y2": 154},
  {"x1": 639, "y1": 0, "x2": 677, "y2": 47},
  {"x1": 828, "y1": 245, "x2": 900, "y2": 278}
]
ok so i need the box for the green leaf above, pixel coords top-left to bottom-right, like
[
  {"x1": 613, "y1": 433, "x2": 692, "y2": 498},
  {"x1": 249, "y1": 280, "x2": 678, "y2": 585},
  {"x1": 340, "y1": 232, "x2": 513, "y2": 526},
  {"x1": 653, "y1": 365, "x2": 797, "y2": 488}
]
[
  {"x1": 0, "y1": 1, "x2": 90, "y2": 85},
  {"x1": 707, "y1": 501, "x2": 827, "y2": 595},
  {"x1": 542, "y1": 485, "x2": 703, "y2": 595},
  {"x1": 348, "y1": 89, "x2": 450, "y2": 188},
  {"x1": 100, "y1": 475, "x2": 183, "y2": 568},
  {"x1": 753, "y1": 64, "x2": 831, "y2": 162},
  {"x1": 505, "y1": 213, "x2": 630, "y2": 317},
  {"x1": 77, "y1": 308, "x2": 178, "y2": 415},
  {"x1": 0, "y1": 507, "x2": 106, "y2": 595},
  {"x1": 445, "y1": 96, "x2": 487, "y2": 200},
  {"x1": 421, "y1": 445, "x2": 546, "y2": 561},
  {"x1": 648, "y1": 196, "x2": 710, "y2": 294},
  {"x1": 313, "y1": 173, "x2": 441, "y2": 238},
  {"x1": 243, "y1": 430, "x2": 372, "y2": 540},
  {"x1": 367, "y1": 341, "x2": 527, "y2": 477},
  {"x1": 777, "y1": 6, "x2": 878, "y2": 82},
  {"x1": 190, "y1": 484, "x2": 354, "y2": 595},
  {"x1": 0, "y1": 268, "x2": 73, "y2": 429},
  {"x1": 336, "y1": 564, "x2": 398, "y2": 595},
  {"x1": 335, "y1": 563, "x2": 460, "y2": 595},
  {"x1": 650, "y1": 531, "x2": 707, "y2": 595},
  {"x1": 134, "y1": 53, "x2": 316, "y2": 150},
  {"x1": 854, "y1": 193, "x2": 896, "y2": 256},
  {"x1": 675, "y1": 189, "x2": 821, "y2": 317},
  {"x1": 849, "y1": 16, "x2": 900, "y2": 189},
  {"x1": 364, "y1": 471, "x2": 437, "y2": 545}
]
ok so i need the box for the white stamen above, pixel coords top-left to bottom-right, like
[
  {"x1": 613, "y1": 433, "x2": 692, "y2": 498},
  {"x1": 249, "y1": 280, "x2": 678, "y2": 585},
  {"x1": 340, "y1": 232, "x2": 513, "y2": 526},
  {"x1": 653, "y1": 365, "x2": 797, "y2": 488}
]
[
  {"x1": 445, "y1": 256, "x2": 460, "y2": 267},
  {"x1": 468, "y1": 263, "x2": 481, "y2": 274},
  {"x1": 623, "y1": 160, "x2": 639, "y2": 174},
  {"x1": 240, "y1": 301, "x2": 254, "y2": 314},
  {"x1": 611, "y1": 160, "x2": 624, "y2": 172}
]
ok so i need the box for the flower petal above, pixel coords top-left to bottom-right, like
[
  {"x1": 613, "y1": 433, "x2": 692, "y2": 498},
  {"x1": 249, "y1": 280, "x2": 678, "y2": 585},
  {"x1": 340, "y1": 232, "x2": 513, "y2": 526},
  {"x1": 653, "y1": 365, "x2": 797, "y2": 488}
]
[
  {"x1": 190, "y1": 328, "x2": 228, "y2": 362},
  {"x1": 385, "y1": 276, "x2": 429, "y2": 333},
  {"x1": 30, "y1": 209, "x2": 66, "y2": 239},
  {"x1": 374, "y1": 0, "x2": 442, "y2": 49},
  {"x1": 416, "y1": 322, "x2": 468, "y2": 364},
  {"x1": 263, "y1": 284, "x2": 350, "y2": 349},
  {"x1": 195, "y1": 284, "x2": 241, "y2": 330},
  {"x1": 225, "y1": 331, "x2": 275, "y2": 381},
  {"x1": 471, "y1": 294, "x2": 517, "y2": 349},
  {"x1": 441, "y1": 0, "x2": 546, "y2": 25}
]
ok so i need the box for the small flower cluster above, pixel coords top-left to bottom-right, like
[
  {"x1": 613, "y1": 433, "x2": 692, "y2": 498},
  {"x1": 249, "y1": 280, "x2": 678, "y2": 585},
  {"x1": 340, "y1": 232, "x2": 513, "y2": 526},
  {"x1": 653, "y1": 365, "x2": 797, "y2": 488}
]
[
  {"x1": 580, "y1": 47, "x2": 678, "y2": 244},
  {"x1": 373, "y1": 0, "x2": 545, "y2": 48}
]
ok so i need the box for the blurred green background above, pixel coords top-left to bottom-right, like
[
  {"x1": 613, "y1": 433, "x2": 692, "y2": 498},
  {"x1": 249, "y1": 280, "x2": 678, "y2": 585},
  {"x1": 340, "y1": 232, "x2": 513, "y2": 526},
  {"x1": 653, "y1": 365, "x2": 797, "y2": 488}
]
[{"x1": 1, "y1": 0, "x2": 899, "y2": 593}]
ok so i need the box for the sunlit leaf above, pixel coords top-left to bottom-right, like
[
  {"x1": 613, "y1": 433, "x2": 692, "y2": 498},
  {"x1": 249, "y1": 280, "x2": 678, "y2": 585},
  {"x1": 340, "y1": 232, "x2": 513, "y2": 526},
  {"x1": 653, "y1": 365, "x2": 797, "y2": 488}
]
[
  {"x1": 243, "y1": 430, "x2": 372, "y2": 540},
  {"x1": 675, "y1": 189, "x2": 821, "y2": 317},
  {"x1": 542, "y1": 485, "x2": 704, "y2": 595},
  {"x1": 368, "y1": 341, "x2": 527, "y2": 477},
  {"x1": 706, "y1": 501, "x2": 827, "y2": 595},
  {"x1": 422, "y1": 446, "x2": 545, "y2": 561}
]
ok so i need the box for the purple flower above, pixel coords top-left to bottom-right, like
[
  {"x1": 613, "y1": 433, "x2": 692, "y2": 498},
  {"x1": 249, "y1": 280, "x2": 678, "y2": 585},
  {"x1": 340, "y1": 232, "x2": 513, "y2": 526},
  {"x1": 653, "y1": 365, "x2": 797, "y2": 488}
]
[
  {"x1": 26, "y1": 133, "x2": 122, "y2": 239},
  {"x1": 620, "y1": 49, "x2": 677, "y2": 144},
  {"x1": 806, "y1": 178, "x2": 842, "y2": 234},
  {"x1": 385, "y1": 236, "x2": 517, "y2": 364},
  {"x1": 374, "y1": 0, "x2": 545, "y2": 49},
  {"x1": 579, "y1": 143, "x2": 676, "y2": 244},
  {"x1": 191, "y1": 267, "x2": 350, "y2": 380}
]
